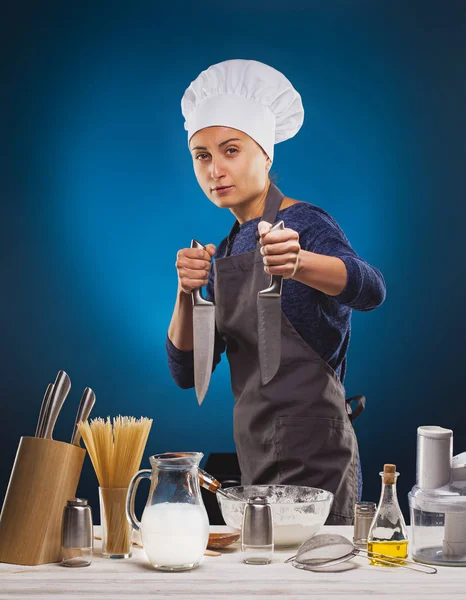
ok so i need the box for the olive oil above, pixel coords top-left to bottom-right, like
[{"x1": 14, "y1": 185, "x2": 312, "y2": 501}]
[
  {"x1": 367, "y1": 464, "x2": 409, "y2": 568},
  {"x1": 367, "y1": 540, "x2": 408, "y2": 566}
]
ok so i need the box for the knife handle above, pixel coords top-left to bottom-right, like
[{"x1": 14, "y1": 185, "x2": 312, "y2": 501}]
[
  {"x1": 71, "y1": 387, "x2": 96, "y2": 445},
  {"x1": 259, "y1": 273, "x2": 283, "y2": 296},
  {"x1": 259, "y1": 220, "x2": 285, "y2": 296},
  {"x1": 266, "y1": 220, "x2": 285, "y2": 234},
  {"x1": 35, "y1": 383, "x2": 54, "y2": 438},
  {"x1": 191, "y1": 239, "x2": 214, "y2": 307},
  {"x1": 43, "y1": 370, "x2": 71, "y2": 440}
]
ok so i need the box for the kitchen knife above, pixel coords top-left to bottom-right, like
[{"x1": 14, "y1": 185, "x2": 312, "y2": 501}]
[
  {"x1": 71, "y1": 387, "x2": 96, "y2": 445},
  {"x1": 191, "y1": 239, "x2": 216, "y2": 406},
  {"x1": 35, "y1": 383, "x2": 54, "y2": 437},
  {"x1": 42, "y1": 370, "x2": 71, "y2": 439},
  {"x1": 257, "y1": 220, "x2": 285, "y2": 386}
]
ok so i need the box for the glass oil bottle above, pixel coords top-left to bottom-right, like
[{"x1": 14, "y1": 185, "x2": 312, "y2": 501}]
[{"x1": 367, "y1": 464, "x2": 408, "y2": 566}]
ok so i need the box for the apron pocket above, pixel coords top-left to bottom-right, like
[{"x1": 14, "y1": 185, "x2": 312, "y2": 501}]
[{"x1": 275, "y1": 416, "x2": 358, "y2": 522}]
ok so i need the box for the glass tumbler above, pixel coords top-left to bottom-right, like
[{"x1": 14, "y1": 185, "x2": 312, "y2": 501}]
[{"x1": 99, "y1": 487, "x2": 132, "y2": 558}]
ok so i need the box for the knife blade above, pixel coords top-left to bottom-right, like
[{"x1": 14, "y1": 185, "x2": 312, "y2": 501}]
[
  {"x1": 257, "y1": 220, "x2": 285, "y2": 385},
  {"x1": 35, "y1": 383, "x2": 54, "y2": 437},
  {"x1": 71, "y1": 387, "x2": 96, "y2": 445},
  {"x1": 42, "y1": 370, "x2": 71, "y2": 439},
  {"x1": 191, "y1": 239, "x2": 216, "y2": 406}
]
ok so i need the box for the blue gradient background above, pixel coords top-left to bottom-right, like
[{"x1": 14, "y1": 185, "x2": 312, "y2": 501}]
[{"x1": 1, "y1": 1, "x2": 466, "y2": 519}]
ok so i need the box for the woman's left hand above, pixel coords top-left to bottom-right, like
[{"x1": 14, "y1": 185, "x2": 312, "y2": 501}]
[{"x1": 258, "y1": 220, "x2": 301, "y2": 279}]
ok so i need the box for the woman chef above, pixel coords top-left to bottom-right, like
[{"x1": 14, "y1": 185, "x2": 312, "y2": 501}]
[{"x1": 166, "y1": 59, "x2": 386, "y2": 525}]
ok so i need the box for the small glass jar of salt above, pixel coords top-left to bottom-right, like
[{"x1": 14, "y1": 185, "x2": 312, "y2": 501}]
[
  {"x1": 353, "y1": 501, "x2": 376, "y2": 548},
  {"x1": 241, "y1": 497, "x2": 274, "y2": 565},
  {"x1": 61, "y1": 498, "x2": 93, "y2": 567}
]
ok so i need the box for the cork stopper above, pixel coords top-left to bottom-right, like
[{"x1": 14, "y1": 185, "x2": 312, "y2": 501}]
[{"x1": 382, "y1": 463, "x2": 397, "y2": 484}]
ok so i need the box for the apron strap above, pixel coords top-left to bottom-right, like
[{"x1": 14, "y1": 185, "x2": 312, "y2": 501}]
[
  {"x1": 225, "y1": 220, "x2": 240, "y2": 257},
  {"x1": 345, "y1": 395, "x2": 366, "y2": 421}
]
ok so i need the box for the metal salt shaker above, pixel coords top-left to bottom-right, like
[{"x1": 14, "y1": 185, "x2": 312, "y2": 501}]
[
  {"x1": 353, "y1": 501, "x2": 377, "y2": 548},
  {"x1": 61, "y1": 498, "x2": 93, "y2": 567},
  {"x1": 241, "y1": 496, "x2": 274, "y2": 564}
]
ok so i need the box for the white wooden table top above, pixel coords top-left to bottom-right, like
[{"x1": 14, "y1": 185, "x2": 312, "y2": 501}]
[{"x1": 1, "y1": 525, "x2": 465, "y2": 599}]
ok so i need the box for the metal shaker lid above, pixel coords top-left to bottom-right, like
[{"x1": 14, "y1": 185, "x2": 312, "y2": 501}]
[
  {"x1": 62, "y1": 498, "x2": 93, "y2": 548},
  {"x1": 242, "y1": 496, "x2": 273, "y2": 547},
  {"x1": 354, "y1": 501, "x2": 376, "y2": 514},
  {"x1": 67, "y1": 498, "x2": 88, "y2": 507}
]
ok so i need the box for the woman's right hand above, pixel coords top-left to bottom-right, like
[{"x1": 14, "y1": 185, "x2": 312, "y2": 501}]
[{"x1": 175, "y1": 244, "x2": 216, "y2": 294}]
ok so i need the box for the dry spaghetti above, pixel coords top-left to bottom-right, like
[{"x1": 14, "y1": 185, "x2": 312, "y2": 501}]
[{"x1": 78, "y1": 416, "x2": 152, "y2": 556}]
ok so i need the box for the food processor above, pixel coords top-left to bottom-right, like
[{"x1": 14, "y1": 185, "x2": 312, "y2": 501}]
[{"x1": 409, "y1": 425, "x2": 466, "y2": 566}]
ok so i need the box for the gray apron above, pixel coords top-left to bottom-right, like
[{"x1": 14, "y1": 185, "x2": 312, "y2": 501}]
[{"x1": 214, "y1": 183, "x2": 362, "y2": 525}]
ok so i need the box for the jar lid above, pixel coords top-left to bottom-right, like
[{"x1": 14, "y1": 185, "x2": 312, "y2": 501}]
[
  {"x1": 248, "y1": 496, "x2": 269, "y2": 505},
  {"x1": 417, "y1": 425, "x2": 453, "y2": 439},
  {"x1": 67, "y1": 498, "x2": 88, "y2": 506},
  {"x1": 409, "y1": 483, "x2": 466, "y2": 512},
  {"x1": 355, "y1": 501, "x2": 376, "y2": 513}
]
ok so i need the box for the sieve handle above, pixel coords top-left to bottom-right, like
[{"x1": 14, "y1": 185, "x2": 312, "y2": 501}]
[
  {"x1": 286, "y1": 547, "x2": 437, "y2": 574},
  {"x1": 357, "y1": 548, "x2": 437, "y2": 574},
  {"x1": 126, "y1": 469, "x2": 151, "y2": 532}
]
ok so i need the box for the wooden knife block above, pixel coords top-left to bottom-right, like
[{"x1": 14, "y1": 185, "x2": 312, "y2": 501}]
[{"x1": 0, "y1": 436, "x2": 85, "y2": 565}]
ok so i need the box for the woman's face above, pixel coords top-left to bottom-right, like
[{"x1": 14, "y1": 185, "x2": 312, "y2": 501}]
[{"x1": 189, "y1": 126, "x2": 271, "y2": 212}]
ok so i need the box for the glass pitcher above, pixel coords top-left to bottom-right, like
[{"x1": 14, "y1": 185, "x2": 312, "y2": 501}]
[{"x1": 126, "y1": 452, "x2": 209, "y2": 571}]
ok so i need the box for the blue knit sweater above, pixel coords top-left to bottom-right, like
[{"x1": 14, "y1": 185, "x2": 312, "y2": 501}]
[{"x1": 166, "y1": 201, "x2": 386, "y2": 385}]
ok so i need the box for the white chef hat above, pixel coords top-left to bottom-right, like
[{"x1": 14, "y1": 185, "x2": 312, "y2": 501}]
[{"x1": 181, "y1": 59, "x2": 304, "y2": 163}]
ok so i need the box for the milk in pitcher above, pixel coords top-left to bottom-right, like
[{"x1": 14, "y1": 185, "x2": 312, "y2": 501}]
[{"x1": 140, "y1": 502, "x2": 209, "y2": 568}]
